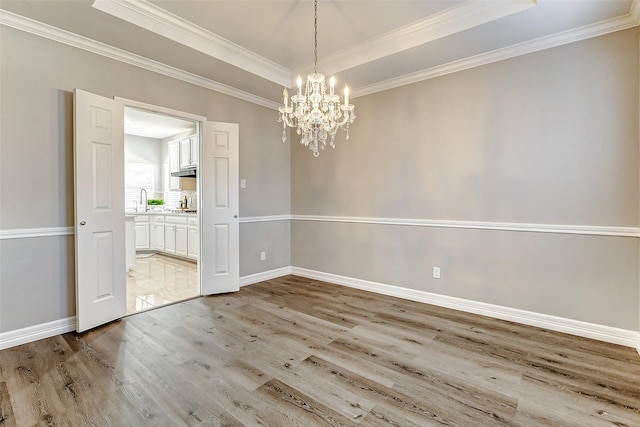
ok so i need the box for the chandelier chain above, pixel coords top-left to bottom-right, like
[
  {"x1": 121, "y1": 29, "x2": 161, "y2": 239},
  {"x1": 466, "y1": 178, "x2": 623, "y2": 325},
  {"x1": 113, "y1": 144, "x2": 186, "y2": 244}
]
[{"x1": 314, "y1": 0, "x2": 318, "y2": 73}]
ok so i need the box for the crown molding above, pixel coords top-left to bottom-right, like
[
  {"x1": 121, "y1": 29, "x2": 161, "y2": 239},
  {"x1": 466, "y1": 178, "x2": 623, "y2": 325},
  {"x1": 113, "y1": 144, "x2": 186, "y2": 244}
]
[
  {"x1": 631, "y1": 0, "x2": 640, "y2": 24},
  {"x1": 2, "y1": 3, "x2": 637, "y2": 108},
  {"x1": 312, "y1": 0, "x2": 536, "y2": 79},
  {"x1": 354, "y1": 12, "x2": 639, "y2": 99},
  {"x1": 0, "y1": 10, "x2": 280, "y2": 110},
  {"x1": 92, "y1": 0, "x2": 291, "y2": 87}
]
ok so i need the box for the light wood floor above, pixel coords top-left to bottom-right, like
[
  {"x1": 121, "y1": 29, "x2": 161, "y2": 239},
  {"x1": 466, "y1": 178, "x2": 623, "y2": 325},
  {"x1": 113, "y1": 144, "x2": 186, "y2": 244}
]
[{"x1": 1, "y1": 275, "x2": 639, "y2": 426}]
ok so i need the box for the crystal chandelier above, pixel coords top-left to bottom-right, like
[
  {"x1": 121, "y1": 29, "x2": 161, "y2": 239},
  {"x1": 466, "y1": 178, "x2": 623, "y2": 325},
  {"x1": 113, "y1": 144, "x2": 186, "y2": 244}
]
[{"x1": 278, "y1": 0, "x2": 356, "y2": 157}]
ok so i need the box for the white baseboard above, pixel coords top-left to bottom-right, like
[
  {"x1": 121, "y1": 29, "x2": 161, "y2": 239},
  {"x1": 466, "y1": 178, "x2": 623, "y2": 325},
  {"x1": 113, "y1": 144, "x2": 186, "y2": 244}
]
[
  {"x1": 240, "y1": 266, "x2": 293, "y2": 287},
  {"x1": 0, "y1": 317, "x2": 76, "y2": 350},
  {"x1": 290, "y1": 267, "x2": 640, "y2": 351},
  {"x1": 3, "y1": 269, "x2": 637, "y2": 356},
  {"x1": 0, "y1": 268, "x2": 292, "y2": 350}
]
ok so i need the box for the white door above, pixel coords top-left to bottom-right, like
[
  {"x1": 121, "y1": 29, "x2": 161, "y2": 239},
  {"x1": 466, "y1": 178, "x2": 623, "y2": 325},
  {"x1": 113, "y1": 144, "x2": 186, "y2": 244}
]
[
  {"x1": 201, "y1": 121, "x2": 239, "y2": 294},
  {"x1": 74, "y1": 89, "x2": 126, "y2": 332}
]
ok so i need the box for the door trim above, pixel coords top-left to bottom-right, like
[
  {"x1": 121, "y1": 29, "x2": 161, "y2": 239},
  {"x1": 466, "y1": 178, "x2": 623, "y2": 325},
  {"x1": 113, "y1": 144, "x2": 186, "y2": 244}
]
[{"x1": 115, "y1": 97, "x2": 207, "y2": 122}]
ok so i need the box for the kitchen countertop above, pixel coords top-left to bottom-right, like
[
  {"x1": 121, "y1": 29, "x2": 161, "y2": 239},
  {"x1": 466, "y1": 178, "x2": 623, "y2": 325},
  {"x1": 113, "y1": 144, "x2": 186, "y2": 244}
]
[{"x1": 125, "y1": 211, "x2": 197, "y2": 217}]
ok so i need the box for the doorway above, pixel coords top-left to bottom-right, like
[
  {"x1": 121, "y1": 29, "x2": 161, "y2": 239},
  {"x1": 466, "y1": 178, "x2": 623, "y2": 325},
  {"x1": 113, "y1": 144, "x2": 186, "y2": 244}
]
[
  {"x1": 74, "y1": 89, "x2": 240, "y2": 332},
  {"x1": 124, "y1": 107, "x2": 200, "y2": 314}
]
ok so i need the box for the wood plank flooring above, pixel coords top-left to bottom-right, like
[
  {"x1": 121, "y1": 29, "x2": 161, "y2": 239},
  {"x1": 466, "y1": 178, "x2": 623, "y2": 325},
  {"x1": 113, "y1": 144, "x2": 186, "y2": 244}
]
[{"x1": 1, "y1": 275, "x2": 639, "y2": 426}]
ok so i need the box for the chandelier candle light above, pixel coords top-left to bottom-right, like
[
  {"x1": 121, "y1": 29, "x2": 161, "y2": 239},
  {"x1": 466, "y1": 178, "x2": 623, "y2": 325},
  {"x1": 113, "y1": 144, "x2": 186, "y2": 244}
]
[{"x1": 278, "y1": 0, "x2": 356, "y2": 157}]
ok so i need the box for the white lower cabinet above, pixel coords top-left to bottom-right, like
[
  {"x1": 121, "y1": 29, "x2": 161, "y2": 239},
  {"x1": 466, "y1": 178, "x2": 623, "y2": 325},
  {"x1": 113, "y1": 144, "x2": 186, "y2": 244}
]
[
  {"x1": 132, "y1": 214, "x2": 197, "y2": 260},
  {"x1": 154, "y1": 216, "x2": 165, "y2": 251},
  {"x1": 188, "y1": 226, "x2": 198, "y2": 259},
  {"x1": 134, "y1": 216, "x2": 150, "y2": 250},
  {"x1": 165, "y1": 224, "x2": 176, "y2": 254},
  {"x1": 175, "y1": 225, "x2": 188, "y2": 257}
]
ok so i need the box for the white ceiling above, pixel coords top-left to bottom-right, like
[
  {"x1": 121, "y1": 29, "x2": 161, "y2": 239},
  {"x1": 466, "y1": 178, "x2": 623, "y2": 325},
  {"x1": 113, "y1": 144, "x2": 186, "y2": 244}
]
[
  {"x1": 124, "y1": 107, "x2": 197, "y2": 139},
  {"x1": 1, "y1": 0, "x2": 638, "y2": 108}
]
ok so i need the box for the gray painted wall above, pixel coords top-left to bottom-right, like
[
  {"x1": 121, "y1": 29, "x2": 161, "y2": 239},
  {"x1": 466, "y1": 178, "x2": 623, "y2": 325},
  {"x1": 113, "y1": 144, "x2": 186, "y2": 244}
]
[
  {"x1": 0, "y1": 236, "x2": 75, "y2": 332},
  {"x1": 0, "y1": 27, "x2": 290, "y2": 332},
  {"x1": 1, "y1": 23, "x2": 638, "y2": 336},
  {"x1": 291, "y1": 29, "x2": 640, "y2": 330}
]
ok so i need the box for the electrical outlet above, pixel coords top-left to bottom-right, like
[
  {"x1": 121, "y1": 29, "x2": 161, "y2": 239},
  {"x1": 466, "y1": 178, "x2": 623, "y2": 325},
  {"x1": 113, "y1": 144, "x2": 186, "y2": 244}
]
[
  {"x1": 260, "y1": 251, "x2": 266, "y2": 261},
  {"x1": 433, "y1": 267, "x2": 441, "y2": 279},
  {"x1": 240, "y1": 179, "x2": 246, "y2": 189}
]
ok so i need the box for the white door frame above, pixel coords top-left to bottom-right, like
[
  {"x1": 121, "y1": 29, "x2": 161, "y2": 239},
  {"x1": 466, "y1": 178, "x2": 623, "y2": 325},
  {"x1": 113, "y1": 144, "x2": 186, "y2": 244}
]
[{"x1": 116, "y1": 97, "x2": 208, "y2": 296}]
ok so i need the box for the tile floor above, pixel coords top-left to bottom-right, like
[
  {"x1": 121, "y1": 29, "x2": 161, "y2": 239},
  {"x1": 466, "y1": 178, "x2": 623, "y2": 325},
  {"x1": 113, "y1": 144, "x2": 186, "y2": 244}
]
[{"x1": 126, "y1": 253, "x2": 199, "y2": 314}]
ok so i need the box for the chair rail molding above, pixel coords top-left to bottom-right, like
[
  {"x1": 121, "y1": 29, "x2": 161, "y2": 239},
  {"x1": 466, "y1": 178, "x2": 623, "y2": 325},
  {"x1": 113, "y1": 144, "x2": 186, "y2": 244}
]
[
  {"x1": 239, "y1": 215, "x2": 291, "y2": 224},
  {"x1": 291, "y1": 215, "x2": 640, "y2": 238},
  {"x1": 0, "y1": 226, "x2": 75, "y2": 240}
]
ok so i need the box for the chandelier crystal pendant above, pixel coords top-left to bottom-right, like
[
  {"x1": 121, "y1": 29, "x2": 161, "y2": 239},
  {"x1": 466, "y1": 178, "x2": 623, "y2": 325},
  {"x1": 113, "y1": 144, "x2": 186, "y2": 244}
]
[{"x1": 278, "y1": 0, "x2": 356, "y2": 157}]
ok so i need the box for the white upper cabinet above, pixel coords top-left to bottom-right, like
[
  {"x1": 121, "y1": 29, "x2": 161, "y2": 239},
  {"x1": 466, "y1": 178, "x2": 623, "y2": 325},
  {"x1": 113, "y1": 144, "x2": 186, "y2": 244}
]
[
  {"x1": 190, "y1": 136, "x2": 199, "y2": 166},
  {"x1": 169, "y1": 141, "x2": 180, "y2": 173},
  {"x1": 179, "y1": 138, "x2": 191, "y2": 169},
  {"x1": 179, "y1": 135, "x2": 198, "y2": 169},
  {"x1": 168, "y1": 141, "x2": 181, "y2": 190}
]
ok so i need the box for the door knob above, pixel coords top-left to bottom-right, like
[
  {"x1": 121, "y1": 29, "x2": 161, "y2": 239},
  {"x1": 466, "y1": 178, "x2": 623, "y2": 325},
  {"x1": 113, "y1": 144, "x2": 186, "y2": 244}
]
[
  {"x1": 80, "y1": 221, "x2": 86, "y2": 226},
  {"x1": 234, "y1": 215, "x2": 238, "y2": 218}
]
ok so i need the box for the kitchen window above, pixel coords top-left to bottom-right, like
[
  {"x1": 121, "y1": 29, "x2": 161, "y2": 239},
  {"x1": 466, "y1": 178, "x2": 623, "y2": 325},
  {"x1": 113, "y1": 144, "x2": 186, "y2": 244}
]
[{"x1": 125, "y1": 162, "x2": 154, "y2": 210}]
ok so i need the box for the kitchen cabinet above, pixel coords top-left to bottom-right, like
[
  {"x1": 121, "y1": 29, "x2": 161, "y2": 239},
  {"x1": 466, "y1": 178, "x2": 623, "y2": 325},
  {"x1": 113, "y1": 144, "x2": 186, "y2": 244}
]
[
  {"x1": 131, "y1": 213, "x2": 197, "y2": 260},
  {"x1": 125, "y1": 216, "x2": 135, "y2": 271},
  {"x1": 154, "y1": 216, "x2": 165, "y2": 251},
  {"x1": 190, "y1": 136, "x2": 199, "y2": 166},
  {"x1": 188, "y1": 217, "x2": 198, "y2": 259},
  {"x1": 179, "y1": 135, "x2": 198, "y2": 169},
  {"x1": 134, "y1": 216, "x2": 150, "y2": 250},
  {"x1": 165, "y1": 224, "x2": 176, "y2": 254},
  {"x1": 168, "y1": 141, "x2": 180, "y2": 190},
  {"x1": 165, "y1": 215, "x2": 190, "y2": 257},
  {"x1": 175, "y1": 224, "x2": 188, "y2": 257}
]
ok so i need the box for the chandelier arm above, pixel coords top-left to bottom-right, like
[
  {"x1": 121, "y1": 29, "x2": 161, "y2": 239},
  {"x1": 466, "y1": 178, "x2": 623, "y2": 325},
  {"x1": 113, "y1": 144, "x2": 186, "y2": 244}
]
[
  {"x1": 282, "y1": 114, "x2": 297, "y2": 128},
  {"x1": 334, "y1": 114, "x2": 350, "y2": 128},
  {"x1": 333, "y1": 111, "x2": 350, "y2": 128}
]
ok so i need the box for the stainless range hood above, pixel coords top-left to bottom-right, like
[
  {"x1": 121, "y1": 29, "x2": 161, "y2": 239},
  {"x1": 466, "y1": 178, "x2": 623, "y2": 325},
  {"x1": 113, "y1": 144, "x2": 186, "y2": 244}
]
[{"x1": 171, "y1": 167, "x2": 196, "y2": 178}]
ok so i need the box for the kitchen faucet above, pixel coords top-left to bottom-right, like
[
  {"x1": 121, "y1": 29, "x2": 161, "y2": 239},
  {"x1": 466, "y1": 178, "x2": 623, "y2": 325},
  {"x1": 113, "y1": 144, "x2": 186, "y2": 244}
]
[{"x1": 140, "y1": 188, "x2": 148, "y2": 212}]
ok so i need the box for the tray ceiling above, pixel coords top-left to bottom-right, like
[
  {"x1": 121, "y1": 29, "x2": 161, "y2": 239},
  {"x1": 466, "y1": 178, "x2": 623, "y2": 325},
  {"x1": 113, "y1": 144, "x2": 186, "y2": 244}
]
[{"x1": 1, "y1": 0, "x2": 638, "y2": 108}]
